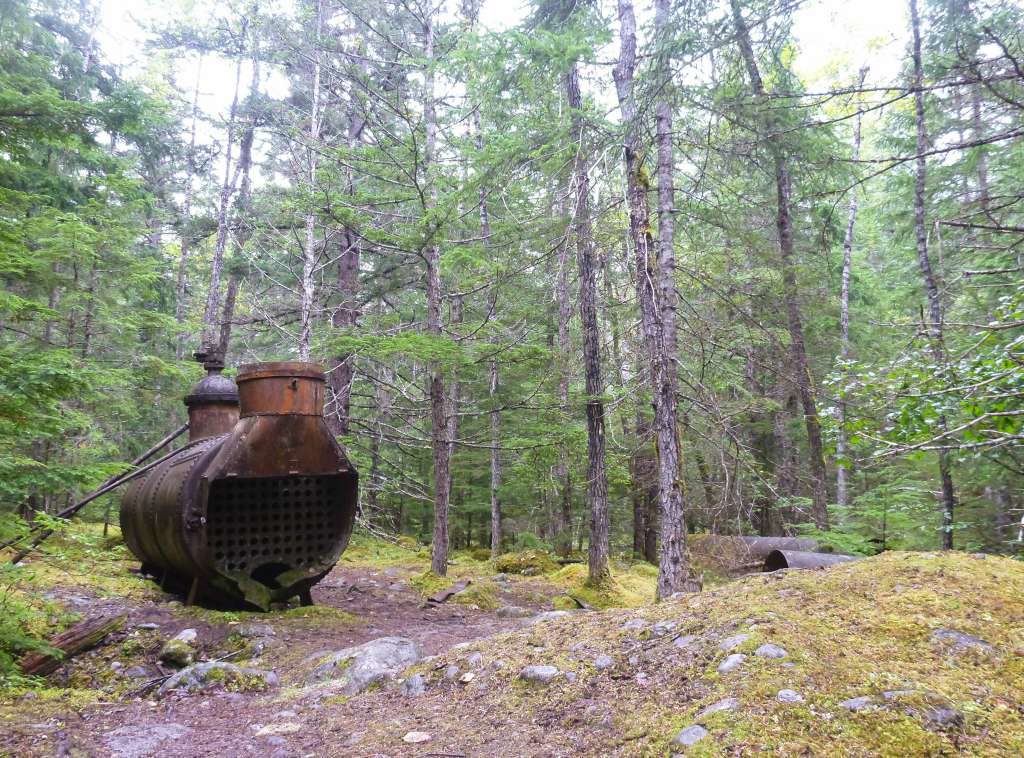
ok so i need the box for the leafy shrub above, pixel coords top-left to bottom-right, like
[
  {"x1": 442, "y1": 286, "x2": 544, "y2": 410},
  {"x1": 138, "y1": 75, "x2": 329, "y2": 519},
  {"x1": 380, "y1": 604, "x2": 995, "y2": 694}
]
[
  {"x1": 470, "y1": 548, "x2": 491, "y2": 561},
  {"x1": 0, "y1": 564, "x2": 66, "y2": 689}
]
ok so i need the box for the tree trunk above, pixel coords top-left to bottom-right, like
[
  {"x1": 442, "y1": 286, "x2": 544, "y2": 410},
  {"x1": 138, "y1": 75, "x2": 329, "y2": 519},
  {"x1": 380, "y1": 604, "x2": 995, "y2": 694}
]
[
  {"x1": 298, "y1": 1, "x2": 323, "y2": 362},
  {"x1": 175, "y1": 56, "x2": 203, "y2": 360},
  {"x1": 910, "y1": 0, "x2": 957, "y2": 550},
  {"x1": 837, "y1": 66, "x2": 867, "y2": 509},
  {"x1": 565, "y1": 64, "x2": 610, "y2": 584},
  {"x1": 200, "y1": 27, "x2": 247, "y2": 356},
  {"x1": 423, "y1": 13, "x2": 450, "y2": 576},
  {"x1": 730, "y1": 0, "x2": 829, "y2": 530},
  {"x1": 555, "y1": 197, "x2": 573, "y2": 558},
  {"x1": 21, "y1": 613, "x2": 126, "y2": 677}
]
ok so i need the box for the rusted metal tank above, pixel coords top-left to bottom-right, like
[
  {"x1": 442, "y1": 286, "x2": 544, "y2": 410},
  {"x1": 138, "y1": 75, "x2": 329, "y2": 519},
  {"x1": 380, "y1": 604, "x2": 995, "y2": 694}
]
[
  {"x1": 120, "y1": 361, "x2": 358, "y2": 609},
  {"x1": 762, "y1": 549, "x2": 857, "y2": 572}
]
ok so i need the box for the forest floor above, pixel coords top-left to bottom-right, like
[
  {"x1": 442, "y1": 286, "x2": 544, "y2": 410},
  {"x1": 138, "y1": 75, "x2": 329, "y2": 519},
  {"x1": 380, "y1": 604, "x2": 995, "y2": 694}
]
[{"x1": 1, "y1": 526, "x2": 1023, "y2": 757}]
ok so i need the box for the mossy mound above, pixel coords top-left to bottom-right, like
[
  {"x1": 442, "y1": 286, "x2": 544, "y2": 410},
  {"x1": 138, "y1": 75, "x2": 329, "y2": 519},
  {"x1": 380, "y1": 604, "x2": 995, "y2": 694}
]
[
  {"x1": 492, "y1": 550, "x2": 559, "y2": 575},
  {"x1": 452, "y1": 582, "x2": 499, "y2": 610},
  {"x1": 349, "y1": 552, "x2": 1024, "y2": 756},
  {"x1": 549, "y1": 563, "x2": 654, "y2": 609}
]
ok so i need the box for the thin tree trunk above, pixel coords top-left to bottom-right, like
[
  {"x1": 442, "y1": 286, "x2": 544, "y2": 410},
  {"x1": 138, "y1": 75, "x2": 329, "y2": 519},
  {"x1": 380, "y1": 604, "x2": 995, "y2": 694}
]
[
  {"x1": 837, "y1": 66, "x2": 867, "y2": 509},
  {"x1": 555, "y1": 197, "x2": 573, "y2": 558},
  {"x1": 423, "y1": 13, "x2": 450, "y2": 576},
  {"x1": 176, "y1": 56, "x2": 203, "y2": 360},
  {"x1": 565, "y1": 64, "x2": 610, "y2": 584},
  {"x1": 298, "y1": 1, "x2": 323, "y2": 362},
  {"x1": 730, "y1": 0, "x2": 829, "y2": 530},
  {"x1": 200, "y1": 27, "x2": 246, "y2": 356},
  {"x1": 910, "y1": 0, "x2": 957, "y2": 550}
]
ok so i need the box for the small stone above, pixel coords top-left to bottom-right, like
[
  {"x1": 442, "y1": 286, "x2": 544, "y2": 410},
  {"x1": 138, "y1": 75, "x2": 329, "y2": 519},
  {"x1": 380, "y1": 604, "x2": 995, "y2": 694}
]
[
  {"x1": 931, "y1": 628, "x2": 993, "y2": 654},
  {"x1": 466, "y1": 652, "x2": 483, "y2": 667},
  {"x1": 400, "y1": 673, "x2": 426, "y2": 696},
  {"x1": 157, "y1": 662, "x2": 278, "y2": 696},
  {"x1": 255, "y1": 723, "x2": 301, "y2": 737},
  {"x1": 672, "y1": 634, "x2": 697, "y2": 650},
  {"x1": 444, "y1": 665, "x2": 460, "y2": 680},
  {"x1": 120, "y1": 666, "x2": 149, "y2": 678},
  {"x1": 238, "y1": 623, "x2": 275, "y2": 639},
  {"x1": 492, "y1": 573, "x2": 510, "y2": 582},
  {"x1": 104, "y1": 724, "x2": 191, "y2": 757},
  {"x1": 717, "y1": 653, "x2": 746, "y2": 673},
  {"x1": 135, "y1": 622, "x2": 160, "y2": 630},
  {"x1": 265, "y1": 736, "x2": 287, "y2": 747},
  {"x1": 882, "y1": 689, "x2": 915, "y2": 701},
  {"x1": 697, "y1": 697, "x2": 738, "y2": 719},
  {"x1": 970, "y1": 553, "x2": 987, "y2": 559},
  {"x1": 628, "y1": 655, "x2": 640, "y2": 666},
  {"x1": 924, "y1": 706, "x2": 963, "y2": 729},
  {"x1": 839, "y1": 696, "x2": 874, "y2": 711},
  {"x1": 718, "y1": 633, "x2": 751, "y2": 652},
  {"x1": 110, "y1": 661, "x2": 123, "y2": 671},
  {"x1": 459, "y1": 671, "x2": 475, "y2": 683},
  {"x1": 583, "y1": 704, "x2": 613, "y2": 728},
  {"x1": 594, "y1": 654, "x2": 614, "y2": 671},
  {"x1": 565, "y1": 671, "x2": 578, "y2": 683},
  {"x1": 158, "y1": 631, "x2": 198, "y2": 668},
  {"x1": 519, "y1": 665, "x2": 560, "y2": 684},
  {"x1": 403, "y1": 731, "x2": 432, "y2": 744},
  {"x1": 526, "y1": 610, "x2": 573, "y2": 625},
  {"x1": 755, "y1": 643, "x2": 788, "y2": 659},
  {"x1": 777, "y1": 689, "x2": 804, "y2": 703},
  {"x1": 652, "y1": 621, "x2": 677, "y2": 637},
  {"x1": 496, "y1": 605, "x2": 533, "y2": 618},
  {"x1": 674, "y1": 724, "x2": 708, "y2": 747},
  {"x1": 621, "y1": 619, "x2": 648, "y2": 632}
]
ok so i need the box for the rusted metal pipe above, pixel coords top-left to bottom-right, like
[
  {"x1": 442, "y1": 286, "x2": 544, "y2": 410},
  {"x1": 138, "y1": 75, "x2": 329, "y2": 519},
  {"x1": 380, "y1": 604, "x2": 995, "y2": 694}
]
[
  {"x1": 120, "y1": 361, "x2": 358, "y2": 609},
  {"x1": 762, "y1": 549, "x2": 858, "y2": 572},
  {"x1": 736, "y1": 536, "x2": 819, "y2": 558}
]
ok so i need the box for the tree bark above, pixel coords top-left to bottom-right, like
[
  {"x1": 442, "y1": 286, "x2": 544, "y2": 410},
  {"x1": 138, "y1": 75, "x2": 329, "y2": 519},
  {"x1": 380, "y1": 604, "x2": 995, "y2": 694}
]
[
  {"x1": 837, "y1": 66, "x2": 867, "y2": 509},
  {"x1": 298, "y1": 0, "x2": 323, "y2": 362},
  {"x1": 423, "y1": 12, "x2": 450, "y2": 576},
  {"x1": 565, "y1": 64, "x2": 610, "y2": 584},
  {"x1": 730, "y1": 0, "x2": 829, "y2": 530},
  {"x1": 554, "y1": 197, "x2": 574, "y2": 558},
  {"x1": 20, "y1": 613, "x2": 126, "y2": 677},
  {"x1": 910, "y1": 0, "x2": 957, "y2": 549},
  {"x1": 200, "y1": 25, "x2": 247, "y2": 356},
  {"x1": 175, "y1": 56, "x2": 203, "y2": 360}
]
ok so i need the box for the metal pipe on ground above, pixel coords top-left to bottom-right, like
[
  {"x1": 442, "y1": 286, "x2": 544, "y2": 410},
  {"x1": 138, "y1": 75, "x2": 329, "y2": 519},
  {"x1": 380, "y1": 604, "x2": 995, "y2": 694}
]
[
  {"x1": 736, "y1": 537, "x2": 818, "y2": 558},
  {"x1": 762, "y1": 549, "x2": 858, "y2": 572}
]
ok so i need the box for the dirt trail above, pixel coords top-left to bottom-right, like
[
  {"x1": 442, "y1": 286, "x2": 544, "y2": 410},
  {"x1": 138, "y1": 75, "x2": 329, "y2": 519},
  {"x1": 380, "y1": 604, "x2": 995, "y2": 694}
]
[{"x1": 3, "y1": 560, "x2": 555, "y2": 758}]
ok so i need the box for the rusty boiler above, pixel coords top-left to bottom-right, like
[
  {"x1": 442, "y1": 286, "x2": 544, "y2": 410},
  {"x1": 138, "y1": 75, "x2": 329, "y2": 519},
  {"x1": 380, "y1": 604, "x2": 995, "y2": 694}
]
[{"x1": 120, "y1": 361, "x2": 358, "y2": 609}]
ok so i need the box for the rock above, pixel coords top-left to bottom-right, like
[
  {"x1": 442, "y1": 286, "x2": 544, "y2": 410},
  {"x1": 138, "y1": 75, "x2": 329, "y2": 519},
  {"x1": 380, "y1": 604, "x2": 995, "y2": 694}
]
[
  {"x1": 882, "y1": 689, "x2": 915, "y2": 701},
  {"x1": 777, "y1": 689, "x2": 804, "y2": 703},
  {"x1": 971, "y1": 552, "x2": 987, "y2": 559},
  {"x1": 492, "y1": 573, "x2": 510, "y2": 582},
  {"x1": 674, "y1": 724, "x2": 708, "y2": 747},
  {"x1": 583, "y1": 703, "x2": 613, "y2": 728},
  {"x1": 717, "y1": 653, "x2": 746, "y2": 673},
  {"x1": 158, "y1": 662, "x2": 278, "y2": 696},
  {"x1": 839, "y1": 696, "x2": 874, "y2": 712},
  {"x1": 135, "y1": 622, "x2": 160, "y2": 630},
  {"x1": 697, "y1": 697, "x2": 739, "y2": 719},
  {"x1": 238, "y1": 623, "x2": 275, "y2": 639},
  {"x1": 110, "y1": 661, "x2": 123, "y2": 671},
  {"x1": 403, "y1": 731, "x2": 431, "y2": 744},
  {"x1": 459, "y1": 672, "x2": 475, "y2": 683},
  {"x1": 104, "y1": 724, "x2": 192, "y2": 758},
  {"x1": 400, "y1": 673, "x2": 426, "y2": 696},
  {"x1": 255, "y1": 723, "x2": 301, "y2": 737},
  {"x1": 594, "y1": 654, "x2": 615, "y2": 671},
  {"x1": 444, "y1": 665, "x2": 460, "y2": 680},
  {"x1": 673, "y1": 634, "x2": 697, "y2": 650},
  {"x1": 755, "y1": 643, "x2": 788, "y2": 659},
  {"x1": 526, "y1": 610, "x2": 573, "y2": 625},
  {"x1": 520, "y1": 664, "x2": 561, "y2": 684},
  {"x1": 307, "y1": 637, "x2": 423, "y2": 695},
  {"x1": 718, "y1": 633, "x2": 751, "y2": 652},
  {"x1": 652, "y1": 621, "x2": 677, "y2": 637},
  {"x1": 265, "y1": 736, "x2": 287, "y2": 747},
  {"x1": 466, "y1": 652, "x2": 483, "y2": 667},
  {"x1": 158, "y1": 629, "x2": 198, "y2": 668},
  {"x1": 924, "y1": 706, "x2": 963, "y2": 729},
  {"x1": 496, "y1": 605, "x2": 533, "y2": 619},
  {"x1": 931, "y1": 628, "x2": 993, "y2": 655},
  {"x1": 621, "y1": 619, "x2": 648, "y2": 632},
  {"x1": 120, "y1": 666, "x2": 150, "y2": 679}
]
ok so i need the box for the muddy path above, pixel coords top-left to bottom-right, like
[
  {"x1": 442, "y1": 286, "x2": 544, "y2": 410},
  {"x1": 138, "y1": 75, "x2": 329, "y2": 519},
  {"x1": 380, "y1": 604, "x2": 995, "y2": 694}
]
[{"x1": 2, "y1": 559, "x2": 560, "y2": 758}]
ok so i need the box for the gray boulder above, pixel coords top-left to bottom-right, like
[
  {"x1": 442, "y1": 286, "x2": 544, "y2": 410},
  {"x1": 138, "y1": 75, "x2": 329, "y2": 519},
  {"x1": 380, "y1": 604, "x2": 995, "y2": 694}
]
[
  {"x1": 496, "y1": 605, "x2": 533, "y2": 619},
  {"x1": 158, "y1": 662, "x2": 277, "y2": 697},
  {"x1": 755, "y1": 643, "x2": 787, "y2": 659},
  {"x1": 674, "y1": 725, "x2": 708, "y2": 747},
  {"x1": 717, "y1": 653, "x2": 746, "y2": 673},
  {"x1": 519, "y1": 664, "x2": 561, "y2": 684},
  {"x1": 931, "y1": 628, "x2": 993, "y2": 655},
  {"x1": 307, "y1": 637, "x2": 423, "y2": 695},
  {"x1": 718, "y1": 633, "x2": 751, "y2": 652},
  {"x1": 105, "y1": 724, "x2": 192, "y2": 758},
  {"x1": 158, "y1": 629, "x2": 198, "y2": 668}
]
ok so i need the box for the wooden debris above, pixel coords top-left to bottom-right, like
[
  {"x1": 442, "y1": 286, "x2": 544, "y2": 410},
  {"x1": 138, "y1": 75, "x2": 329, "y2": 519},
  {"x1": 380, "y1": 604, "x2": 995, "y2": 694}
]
[
  {"x1": 425, "y1": 579, "x2": 471, "y2": 606},
  {"x1": 20, "y1": 612, "x2": 127, "y2": 677}
]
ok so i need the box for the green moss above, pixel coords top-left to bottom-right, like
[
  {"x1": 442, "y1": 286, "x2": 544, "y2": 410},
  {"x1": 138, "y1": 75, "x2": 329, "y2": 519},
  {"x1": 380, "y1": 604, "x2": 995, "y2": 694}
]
[
  {"x1": 452, "y1": 582, "x2": 499, "y2": 610},
  {"x1": 410, "y1": 570, "x2": 450, "y2": 596},
  {"x1": 549, "y1": 563, "x2": 653, "y2": 608},
  {"x1": 492, "y1": 550, "x2": 559, "y2": 575}
]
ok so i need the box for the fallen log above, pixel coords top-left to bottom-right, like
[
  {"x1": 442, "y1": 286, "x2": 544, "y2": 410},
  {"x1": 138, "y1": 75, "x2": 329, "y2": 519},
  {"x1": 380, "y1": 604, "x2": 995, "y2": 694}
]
[
  {"x1": 20, "y1": 612, "x2": 127, "y2": 677},
  {"x1": 425, "y1": 579, "x2": 472, "y2": 606}
]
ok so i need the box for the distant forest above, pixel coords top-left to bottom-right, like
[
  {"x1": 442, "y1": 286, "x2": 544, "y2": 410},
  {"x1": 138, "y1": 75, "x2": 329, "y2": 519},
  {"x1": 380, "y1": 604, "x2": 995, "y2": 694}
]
[{"x1": 2, "y1": 0, "x2": 1022, "y2": 595}]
